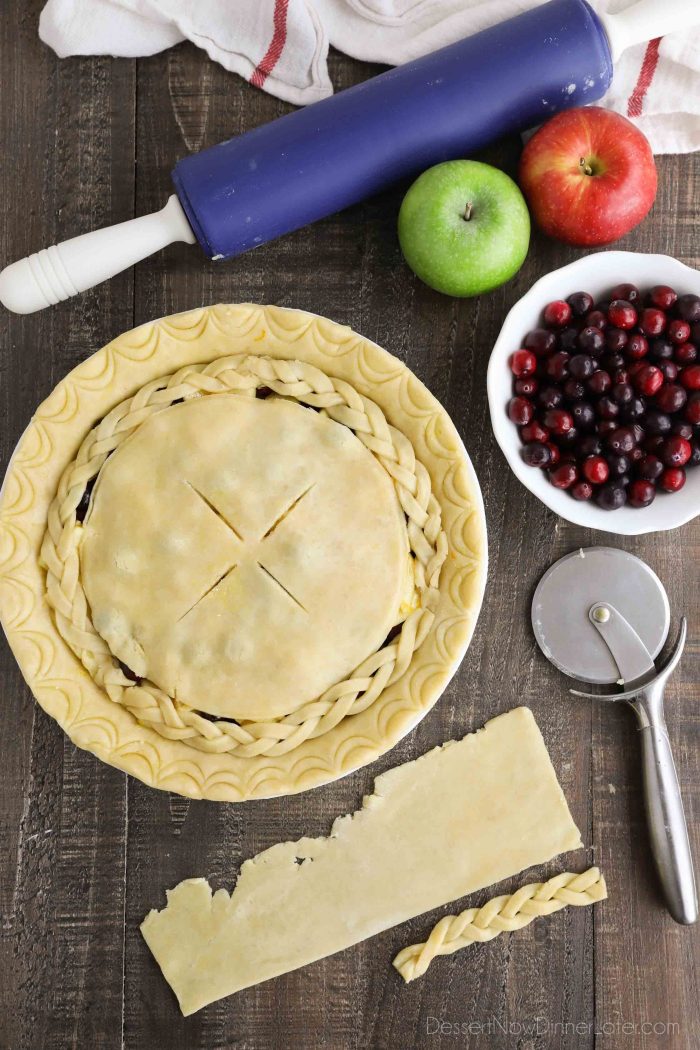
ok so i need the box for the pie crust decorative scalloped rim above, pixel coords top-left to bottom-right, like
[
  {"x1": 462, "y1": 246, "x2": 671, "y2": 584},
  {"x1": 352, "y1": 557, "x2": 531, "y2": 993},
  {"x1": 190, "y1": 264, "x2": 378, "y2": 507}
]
[{"x1": 0, "y1": 305, "x2": 488, "y2": 801}]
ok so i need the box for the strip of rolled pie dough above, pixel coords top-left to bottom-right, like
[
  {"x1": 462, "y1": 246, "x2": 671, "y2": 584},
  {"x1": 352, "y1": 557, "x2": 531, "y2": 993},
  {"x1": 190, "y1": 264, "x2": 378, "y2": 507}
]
[{"x1": 141, "y1": 707, "x2": 581, "y2": 1015}]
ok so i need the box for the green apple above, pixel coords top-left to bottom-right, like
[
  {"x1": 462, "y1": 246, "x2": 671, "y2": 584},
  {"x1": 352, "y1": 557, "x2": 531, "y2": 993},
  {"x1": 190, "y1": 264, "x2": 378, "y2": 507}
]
[{"x1": 398, "y1": 160, "x2": 530, "y2": 297}]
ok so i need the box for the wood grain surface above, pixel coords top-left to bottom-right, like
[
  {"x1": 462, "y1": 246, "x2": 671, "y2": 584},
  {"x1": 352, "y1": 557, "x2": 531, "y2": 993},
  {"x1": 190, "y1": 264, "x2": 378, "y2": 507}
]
[{"x1": 1, "y1": 5, "x2": 698, "y2": 1048}]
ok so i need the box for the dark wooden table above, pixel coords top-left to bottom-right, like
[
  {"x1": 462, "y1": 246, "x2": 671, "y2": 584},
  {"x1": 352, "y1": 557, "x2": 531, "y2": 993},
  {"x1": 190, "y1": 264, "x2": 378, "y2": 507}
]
[{"x1": 1, "y1": 5, "x2": 699, "y2": 1048}]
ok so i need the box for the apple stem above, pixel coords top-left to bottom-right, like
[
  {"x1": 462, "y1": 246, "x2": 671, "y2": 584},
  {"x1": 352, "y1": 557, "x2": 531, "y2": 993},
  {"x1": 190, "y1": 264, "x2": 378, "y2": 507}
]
[
  {"x1": 579, "y1": 156, "x2": 594, "y2": 177},
  {"x1": 463, "y1": 202, "x2": 473, "y2": 221}
]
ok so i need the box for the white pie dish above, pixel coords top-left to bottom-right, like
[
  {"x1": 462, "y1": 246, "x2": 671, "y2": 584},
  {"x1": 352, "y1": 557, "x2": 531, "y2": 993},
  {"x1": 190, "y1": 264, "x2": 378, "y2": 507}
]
[{"x1": 487, "y1": 251, "x2": 700, "y2": 536}]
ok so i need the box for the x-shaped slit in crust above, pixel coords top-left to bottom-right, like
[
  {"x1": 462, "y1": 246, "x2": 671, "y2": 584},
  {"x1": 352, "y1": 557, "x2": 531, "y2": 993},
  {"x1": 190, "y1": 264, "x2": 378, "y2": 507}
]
[
  {"x1": 177, "y1": 480, "x2": 316, "y2": 623},
  {"x1": 256, "y1": 562, "x2": 307, "y2": 612},
  {"x1": 177, "y1": 564, "x2": 238, "y2": 622},
  {"x1": 260, "y1": 483, "x2": 315, "y2": 541},
  {"x1": 184, "y1": 481, "x2": 245, "y2": 542}
]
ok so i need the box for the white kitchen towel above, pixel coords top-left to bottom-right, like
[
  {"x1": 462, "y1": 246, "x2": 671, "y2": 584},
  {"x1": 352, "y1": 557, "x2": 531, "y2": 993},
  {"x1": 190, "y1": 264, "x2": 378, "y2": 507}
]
[{"x1": 39, "y1": 0, "x2": 700, "y2": 153}]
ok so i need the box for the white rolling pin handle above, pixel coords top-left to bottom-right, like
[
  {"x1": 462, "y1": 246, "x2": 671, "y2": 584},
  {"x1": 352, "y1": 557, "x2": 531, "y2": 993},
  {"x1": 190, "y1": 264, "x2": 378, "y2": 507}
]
[
  {"x1": 601, "y1": 0, "x2": 700, "y2": 63},
  {"x1": 0, "y1": 195, "x2": 195, "y2": 315}
]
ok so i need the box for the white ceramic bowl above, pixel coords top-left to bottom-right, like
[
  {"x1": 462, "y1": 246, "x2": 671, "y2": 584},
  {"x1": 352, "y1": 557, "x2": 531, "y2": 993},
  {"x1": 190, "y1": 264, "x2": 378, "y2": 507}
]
[{"x1": 487, "y1": 251, "x2": 700, "y2": 536}]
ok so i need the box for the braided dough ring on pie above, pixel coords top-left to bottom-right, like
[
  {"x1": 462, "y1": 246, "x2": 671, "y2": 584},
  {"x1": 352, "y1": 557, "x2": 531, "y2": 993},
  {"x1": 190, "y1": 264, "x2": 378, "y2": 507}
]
[{"x1": 0, "y1": 305, "x2": 487, "y2": 801}]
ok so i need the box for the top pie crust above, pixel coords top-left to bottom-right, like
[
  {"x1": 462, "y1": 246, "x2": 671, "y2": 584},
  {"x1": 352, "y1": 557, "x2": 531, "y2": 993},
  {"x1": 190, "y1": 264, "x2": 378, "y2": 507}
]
[
  {"x1": 81, "y1": 394, "x2": 408, "y2": 721},
  {"x1": 0, "y1": 305, "x2": 487, "y2": 801}
]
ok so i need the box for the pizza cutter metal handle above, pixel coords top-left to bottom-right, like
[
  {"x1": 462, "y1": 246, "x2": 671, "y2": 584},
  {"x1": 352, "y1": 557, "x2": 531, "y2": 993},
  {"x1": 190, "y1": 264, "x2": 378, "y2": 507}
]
[{"x1": 575, "y1": 618, "x2": 698, "y2": 925}]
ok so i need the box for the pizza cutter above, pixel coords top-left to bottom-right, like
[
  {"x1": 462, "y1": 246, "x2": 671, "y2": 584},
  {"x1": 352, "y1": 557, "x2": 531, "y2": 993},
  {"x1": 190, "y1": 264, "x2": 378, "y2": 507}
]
[{"x1": 532, "y1": 547, "x2": 697, "y2": 925}]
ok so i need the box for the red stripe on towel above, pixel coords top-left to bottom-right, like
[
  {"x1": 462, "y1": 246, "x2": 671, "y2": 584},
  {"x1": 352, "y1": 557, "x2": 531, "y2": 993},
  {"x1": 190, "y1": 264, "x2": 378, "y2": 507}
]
[
  {"x1": 251, "y1": 0, "x2": 290, "y2": 89},
  {"x1": 627, "y1": 38, "x2": 662, "y2": 119}
]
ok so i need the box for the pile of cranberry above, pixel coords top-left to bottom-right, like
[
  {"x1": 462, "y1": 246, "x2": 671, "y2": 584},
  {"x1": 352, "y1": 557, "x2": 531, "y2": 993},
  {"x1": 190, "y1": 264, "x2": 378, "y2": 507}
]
[{"x1": 508, "y1": 283, "x2": 700, "y2": 510}]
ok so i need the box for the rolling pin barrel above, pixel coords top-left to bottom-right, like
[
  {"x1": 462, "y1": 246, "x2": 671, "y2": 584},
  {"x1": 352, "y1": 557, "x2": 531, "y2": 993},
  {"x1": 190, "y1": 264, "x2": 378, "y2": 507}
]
[{"x1": 173, "y1": 0, "x2": 612, "y2": 261}]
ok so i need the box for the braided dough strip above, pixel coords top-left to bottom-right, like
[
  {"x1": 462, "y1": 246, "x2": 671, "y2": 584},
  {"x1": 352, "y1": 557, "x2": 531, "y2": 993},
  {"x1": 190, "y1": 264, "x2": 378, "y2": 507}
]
[
  {"x1": 393, "y1": 867, "x2": 607, "y2": 983},
  {"x1": 40, "y1": 355, "x2": 448, "y2": 757}
]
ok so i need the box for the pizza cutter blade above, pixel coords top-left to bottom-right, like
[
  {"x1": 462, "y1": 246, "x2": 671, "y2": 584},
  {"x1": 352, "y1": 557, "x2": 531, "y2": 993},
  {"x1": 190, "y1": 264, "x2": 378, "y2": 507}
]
[{"x1": 532, "y1": 547, "x2": 697, "y2": 925}]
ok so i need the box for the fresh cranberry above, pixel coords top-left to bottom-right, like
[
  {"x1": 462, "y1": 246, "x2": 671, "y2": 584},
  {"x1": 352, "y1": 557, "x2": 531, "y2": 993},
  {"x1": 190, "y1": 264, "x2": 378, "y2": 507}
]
[
  {"x1": 521, "y1": 442, "x2": 552, "y2": 468},
  {"x1": 634, "y1": 364, "x2": 664, "y2": 397},
  {"x1": 625, "y1": 333, "x2": 648, "y2": 360},
  {"x1": 521, "y1": 421, "x2": 549, "y2": 444},
  {"x1": 676, "y1": 294, "x2": 700, "y2": 324},
  {"x1": 546, "y1": 442, "x2": 560, "y2": 466},
  {"x1": 597, "y1": 396, "x2": 619, "y2": 420},
  {"x1": 607, "y1": 426, "x2": 637, "y2": 454},
  {"x1": 662, "y1": 436, "x2": 692, "y2": 467},
  {"x1": 525, "y1": 328, "x2": 557, "y2": 356},
  {"x1": 608, "y1": 300, "x2": 637, "y2": 330},
  {"x1": 628, "y1": 479, "x2": 656, "y2": 508},
  {"x1": 648, "y1": 285, "x2": 678, "y2": 311},
  {"x1": 668, "y1": 319, "x2": 691, "y2": 344},
  {"x1": 648, "y1": 338, "x2": 674, "y2": 362},
  {"x1": 612, "y1": 368, "x2": 630, "y2": 385},
  {"x1": 602, "y1": 352, "x2": 625, "y2": 373},
  {"x1": 571, "y1": 401, "x2": 595, "y2": 429},
  {"x1": 588, "y1": 370, "x2": 611, "y2": 396},
  {"x1": 598, "y1": 420, "x2": 618, "y2": 439},
  {"x1": 655, "y1": 383, "x2": 687, "y2": 414},
  {"x1": 643, "y1": 434, "x2": 666, "y2": 454},
  {"x1": 611, "y1": 283, "x2": 641, "y2": 305},
  {"x1": 605, "y1": 328, "x2": 628, "y2": 353},
  {"x1": 571, "y1": 480, "x2": 594, "y2": 501},
  {"x1": 559, "y1": 327, "x2": 580, "y2": 352},
  {"x1": 675, "y1": 342, "x2": 697, "y2": 365},
  {"x1": 582, "y1": 455, "x2": 609, "y2": 484},
  {"x1": 644, "y1": 408, "x2": 672, "y2": 435},
  {"x1": 672, "y1": 421, "x2": 694, "y2": 440},
  {"x1": 585, "y1": 309, "x2": 607, "y2": 330},
  {"x1": 508, "y1": 396, "x2": 534, "y2": 425},
  {"x1": 612, "y1": 382, "x2": 633, "y2": 404},
  {"x1": 545, "y1": 351, "x2": 570, "y2": 381},
  {"x1": 658, "y1": 361, "x2": 679, "y2": 382},
  {"x1": 570, "y1": 353, "x2": 595, "y2": 379},
  {"x1": 567, "y1": 291, "x2": 593, "y2": 317},
  {"x1": 577, "y1": 435, "x2": 602, "y2": 458},
  {"x1": 659, "y1": 467, "x2": 686, "y2": 492},
  {"x1": 510, "y1": 349, "x2": 537, "y2": 376},
  {"x1": 543, "y1": 409, "x2": 574, "y2": 435},
  {"x1": 563, "y1": 378, "x2": 586, "y2": 401},
  {"x1": 629, "y1": 445, "x2": 645, "y2": 463},
  {"x1": 578, "y1": 327, "x2": 605, "y2": 354},
  {"x1": 515, "y1": 377, "x2": 538, "y2": 397},
  {"x1": 544, "y1": 300, "x2": 573, "y2": 328},
  {"x1": 680, "y1": 365, "x2": 700, "y2": 391},
  {"x1": 685, "y1": 393, "x2": 700, "y2": 424},
  {"x1": 690, "y1": 442, "x2": 700, "y2": 467},
  {"x1": 548, "y1": 463, "x2": 577, "y2": 489},
  {"x1": 621, "y1": 397, "x2": 646, "y2": 422},
  {"x1": 640, "y1": 308, "x2": 667, "y2": 337},
  {"x1": 538, "y1": 385, "x2": 563, "y2": 409},
  {"x1": 607, "y1": 453, "x2": 632, "y2": 477},
  {"x1": 555, "y1": 426, "x2": 579, "y2": 448},
  {"x1": 596, "y1": 482, "x2": 627, "y2": 510},
  {"x1": 637, "y1": 454, "x2": 664, "y2": 481}
]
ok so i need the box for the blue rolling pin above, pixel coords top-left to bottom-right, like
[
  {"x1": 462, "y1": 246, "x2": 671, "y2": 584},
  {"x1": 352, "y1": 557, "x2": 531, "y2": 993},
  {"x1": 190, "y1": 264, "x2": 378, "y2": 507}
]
[{"x1": 0, "y1": 0, "x2": 695, "y2": 313}]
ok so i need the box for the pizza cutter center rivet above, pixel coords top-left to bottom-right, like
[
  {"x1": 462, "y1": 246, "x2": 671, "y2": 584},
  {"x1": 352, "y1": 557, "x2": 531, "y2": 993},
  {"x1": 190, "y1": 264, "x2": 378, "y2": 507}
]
[{"x1": 591, "y1": 605, "x2": 611, "y2": 624}]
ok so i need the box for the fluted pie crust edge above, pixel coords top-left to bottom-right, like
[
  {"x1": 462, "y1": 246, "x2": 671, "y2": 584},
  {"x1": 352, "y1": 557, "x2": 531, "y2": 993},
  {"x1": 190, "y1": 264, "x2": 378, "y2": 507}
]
[{"x1": 0, "y1": 305, "x2": 487, "y2": 800}]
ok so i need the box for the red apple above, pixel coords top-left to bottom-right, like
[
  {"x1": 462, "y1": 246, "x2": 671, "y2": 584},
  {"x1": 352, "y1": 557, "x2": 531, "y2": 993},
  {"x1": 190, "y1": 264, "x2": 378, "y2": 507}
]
[{"x1": 518, "y1": 107, "x2": 657, "y2": 247}]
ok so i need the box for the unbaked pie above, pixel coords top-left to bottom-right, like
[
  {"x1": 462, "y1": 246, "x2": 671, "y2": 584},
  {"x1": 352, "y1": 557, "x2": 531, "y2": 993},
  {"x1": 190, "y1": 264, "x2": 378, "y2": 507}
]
[{"x1": 0, "y1": 305, "x2": 487, "y2": 800}]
